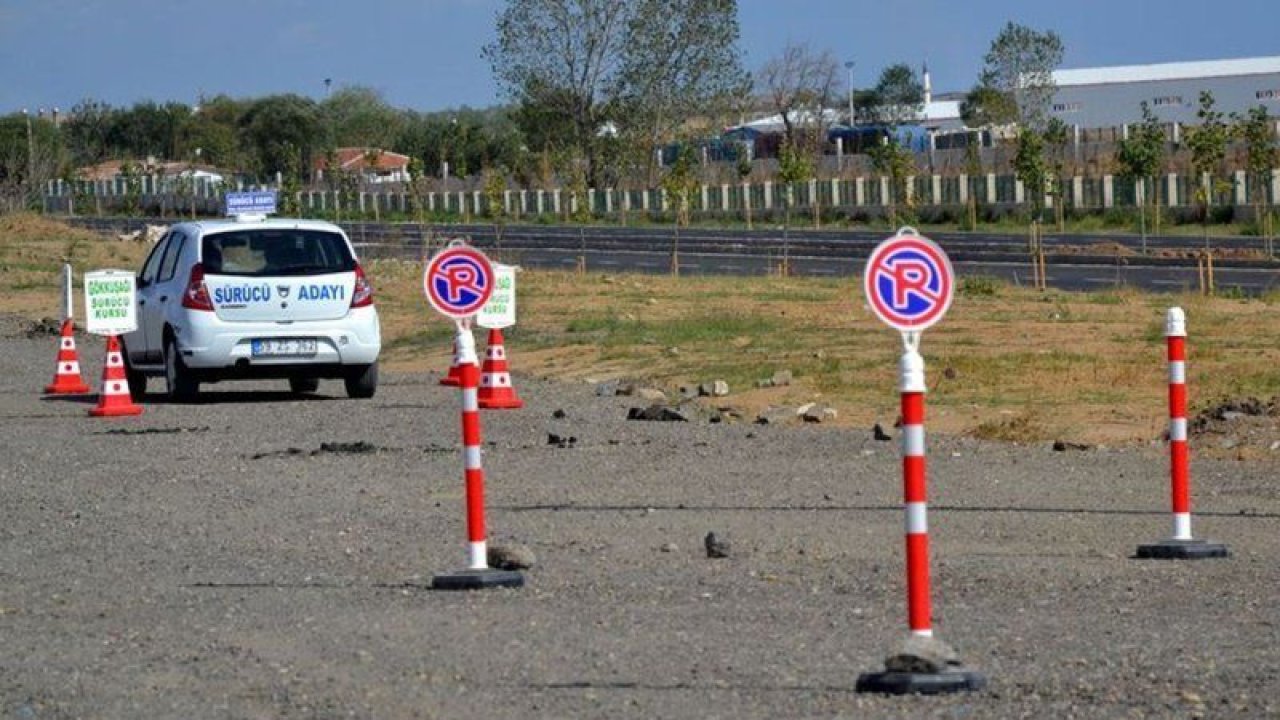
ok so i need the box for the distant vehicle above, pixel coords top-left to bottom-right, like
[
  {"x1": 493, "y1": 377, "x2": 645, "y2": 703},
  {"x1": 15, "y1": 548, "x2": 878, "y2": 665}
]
[{"x1": 121, "y1": 215, "x2": 381, "y2": 402}]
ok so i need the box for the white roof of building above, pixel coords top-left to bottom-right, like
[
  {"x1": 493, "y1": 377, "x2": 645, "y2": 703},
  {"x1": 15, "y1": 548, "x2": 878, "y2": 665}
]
[
  {"x1": 1054, "y1": 56, "x2": 1280, "y2": 87},
  {"x1": 922, "y1": 100, "x2": 961, "y2": 122},
  {"x1": 743, "y1": 108, "x2": 844, "y2": 133}
]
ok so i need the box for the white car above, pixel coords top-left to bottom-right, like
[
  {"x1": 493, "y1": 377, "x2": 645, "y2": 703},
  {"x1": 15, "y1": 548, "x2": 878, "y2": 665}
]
[{"x1": 121, "y1": 216, "x2": 381, "y2": 401}]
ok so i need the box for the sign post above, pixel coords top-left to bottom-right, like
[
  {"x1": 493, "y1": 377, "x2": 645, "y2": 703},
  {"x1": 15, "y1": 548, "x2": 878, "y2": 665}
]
[
  {"x1": 855, "y1": 228, "x2": 984, "y2": 695},
  {"x1": 43, "y1": 264, "x2": 92, "y2": 395},
  {"x1": 63, "y1": 263, "x2": 74, "y2": 321},
  {"x1": 423, "y1": 243, "x2": 524, "y2": 590},
  {"x1": 83, "y1": 269, "x2": 143, "y2": 417}
]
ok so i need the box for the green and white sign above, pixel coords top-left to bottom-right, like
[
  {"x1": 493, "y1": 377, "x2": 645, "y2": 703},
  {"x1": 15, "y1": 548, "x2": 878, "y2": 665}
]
[
  {"x1": 477, "y1": 263, "x2": 516, "y2": 329},
  {"x1": 84, "y1": 269, "x2": 137, "y2": 336}
]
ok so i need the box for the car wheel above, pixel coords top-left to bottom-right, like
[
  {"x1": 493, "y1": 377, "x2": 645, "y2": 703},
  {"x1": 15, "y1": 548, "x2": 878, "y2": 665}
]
[
  {"x1": 344, "y1": 362, "x2": 378, "y2": 399},
  {"x1": 289, "y1": 377, "x2": 320, "y2": 394},
  {"x1": 164, "y1": 336, "x2": 199, "y2": 402},
  {"x1": 121, "y1": 338, "x2": 147, "y2": 402}
]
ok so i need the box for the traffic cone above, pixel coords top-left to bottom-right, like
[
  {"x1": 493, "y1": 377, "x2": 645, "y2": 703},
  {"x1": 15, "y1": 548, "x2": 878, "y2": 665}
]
[
  {"x1": 89, "y1": 335, "x2": 144, "y2": 417},
  {"x1": 478, "y1": 328, "x2": 524, "y2": 410},
  {"x1": 440, "y1": 340, "x2": 462, "y2": 387},
  {"x1": 44, "y1": 319, "x2": 92, "y2": 394}
]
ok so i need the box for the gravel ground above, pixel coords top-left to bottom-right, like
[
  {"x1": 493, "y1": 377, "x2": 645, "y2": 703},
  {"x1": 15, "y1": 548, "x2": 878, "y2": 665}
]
[{"x1": 2, "y1": 316, "x2": 1279, "y2": 719}]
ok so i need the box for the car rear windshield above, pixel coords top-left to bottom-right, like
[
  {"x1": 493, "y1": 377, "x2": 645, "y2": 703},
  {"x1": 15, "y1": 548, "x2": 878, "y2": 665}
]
[{"x1": 201, "y1": 229, "x2": 355, "y2": 277}]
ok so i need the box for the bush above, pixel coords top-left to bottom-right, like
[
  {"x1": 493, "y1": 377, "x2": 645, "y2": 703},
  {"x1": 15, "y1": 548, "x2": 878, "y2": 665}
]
[{"x1": 959, "y1": 275, "x2": 1002, "y2": 297}]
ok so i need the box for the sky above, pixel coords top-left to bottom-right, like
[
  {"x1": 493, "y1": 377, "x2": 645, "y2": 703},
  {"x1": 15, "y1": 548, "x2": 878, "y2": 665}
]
[{"x1": 1, "y1": 0, "x2": 1277, "y2": 114}]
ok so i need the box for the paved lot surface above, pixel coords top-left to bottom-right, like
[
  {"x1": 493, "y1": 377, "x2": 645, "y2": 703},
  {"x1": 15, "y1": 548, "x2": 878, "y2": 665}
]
[{"x1": 3, "y1": 317, "x2": 1279, "y2": 719}]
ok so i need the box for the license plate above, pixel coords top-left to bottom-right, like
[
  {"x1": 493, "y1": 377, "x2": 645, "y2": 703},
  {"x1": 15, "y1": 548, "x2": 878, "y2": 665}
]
[{"x1": 251, "y1": 338, "x2": 317, "y2": 357}]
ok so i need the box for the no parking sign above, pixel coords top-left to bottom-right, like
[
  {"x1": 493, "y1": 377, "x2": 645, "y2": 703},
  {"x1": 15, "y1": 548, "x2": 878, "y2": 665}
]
[
  {"x1": 424, "y1": 245, "x2": 494, "y2": 319},
  {"x1": 422, "y1": 242, "x2": 526, "y2": 590},
  {"x1": 862, "y1": 228, "x2": 954, "y2": 334}
]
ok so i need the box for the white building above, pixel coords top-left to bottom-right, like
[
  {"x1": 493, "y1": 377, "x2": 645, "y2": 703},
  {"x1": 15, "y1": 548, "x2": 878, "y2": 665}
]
[{"x1": 1048, "y1": 56, "x2": 1280, "y2": 129}]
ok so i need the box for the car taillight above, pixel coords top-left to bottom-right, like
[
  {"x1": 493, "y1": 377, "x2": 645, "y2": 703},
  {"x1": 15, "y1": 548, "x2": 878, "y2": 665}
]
[
  {"x1": 182, "y1": 263, "x2": 214, "y2": 311},
  {"x1": 351, "y1": 263, "x2": 375, "y2": 308}
]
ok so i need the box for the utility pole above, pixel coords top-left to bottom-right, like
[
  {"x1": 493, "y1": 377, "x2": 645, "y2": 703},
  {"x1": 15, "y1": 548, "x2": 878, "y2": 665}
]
[{"x1": 23, "y1": 108, "x2": 35, "y2": 208}]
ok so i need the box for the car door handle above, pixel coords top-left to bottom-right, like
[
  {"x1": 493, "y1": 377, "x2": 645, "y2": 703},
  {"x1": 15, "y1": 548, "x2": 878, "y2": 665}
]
[{"x1": 159, "y1": 296, "x2": 168, "y2": 302}]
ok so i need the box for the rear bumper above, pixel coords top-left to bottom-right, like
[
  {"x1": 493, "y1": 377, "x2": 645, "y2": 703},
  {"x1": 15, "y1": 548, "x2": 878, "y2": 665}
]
[
  {"x1": 186, "y1": 362, "x2": 361, "y2": 383},
  {"x1": 173, "y1": 307, "x2": 381, "y2": 371}
]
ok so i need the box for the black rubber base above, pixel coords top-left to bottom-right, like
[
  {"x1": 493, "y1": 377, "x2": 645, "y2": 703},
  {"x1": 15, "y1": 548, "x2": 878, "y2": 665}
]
[
  {"x1": 431, "y1": 569, "x2": 525, "y2": 590},
  {"x1": 856, "y1": 670, "x2": 987, "y2": 695},
  {"x1": 1135, "y1": 539, "x2": 1230, "y2": 560}
]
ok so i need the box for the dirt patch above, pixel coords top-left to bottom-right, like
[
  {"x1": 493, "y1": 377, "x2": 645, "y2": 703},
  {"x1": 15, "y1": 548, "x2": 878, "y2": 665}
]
[{"x1": 1189, "y1": 396, "x2": 1280, "y2": 459}]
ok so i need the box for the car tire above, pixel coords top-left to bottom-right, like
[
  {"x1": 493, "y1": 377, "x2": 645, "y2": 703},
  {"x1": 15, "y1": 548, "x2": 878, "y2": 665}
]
[
  {"x1": 121, "y1": 338, "x2": 147, "y2": 402},
  {"x1": 344, "y1": 362, "x2": 378, "y2": 399},
  {"x1": 289, "y1": 377, "x2": 320, "y2": 394},
  {"x1": 164, "y1": 336, "x2": 199, "y2": 403}
]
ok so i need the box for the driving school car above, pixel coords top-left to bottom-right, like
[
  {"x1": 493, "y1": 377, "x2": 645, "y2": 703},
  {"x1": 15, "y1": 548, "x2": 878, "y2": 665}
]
[{"x1": 121, "y1": 211, "x2": 381, "y2": 401}]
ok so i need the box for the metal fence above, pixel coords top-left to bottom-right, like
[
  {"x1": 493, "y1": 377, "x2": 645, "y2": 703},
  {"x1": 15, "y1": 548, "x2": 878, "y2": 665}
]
[{"x1": 42, "y1": 168, "x2": 1280, "y2": 221}]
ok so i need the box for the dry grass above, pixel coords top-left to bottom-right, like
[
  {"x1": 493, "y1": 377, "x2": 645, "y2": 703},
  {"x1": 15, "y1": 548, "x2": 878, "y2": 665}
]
[
  {"x1": 0, "y1": 213, "x2": 151, "y2": 318},
  {"x1": 377, "y1": 262, "x2": 1280, "y2": 447},
  {"x1": 7, "y1": 214, "x2": 1280, "y2": 446}
]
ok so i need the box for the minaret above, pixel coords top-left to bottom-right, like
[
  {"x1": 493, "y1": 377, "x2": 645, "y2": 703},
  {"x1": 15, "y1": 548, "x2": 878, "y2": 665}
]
[{"x1": 922, "y1": 61, "x2": 932, "y2": 106}]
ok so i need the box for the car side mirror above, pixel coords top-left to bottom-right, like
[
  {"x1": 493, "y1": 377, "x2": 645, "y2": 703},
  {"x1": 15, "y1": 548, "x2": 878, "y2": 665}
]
[{"x1": 136, "y1": 274, "x2": 149, "y2": 289}]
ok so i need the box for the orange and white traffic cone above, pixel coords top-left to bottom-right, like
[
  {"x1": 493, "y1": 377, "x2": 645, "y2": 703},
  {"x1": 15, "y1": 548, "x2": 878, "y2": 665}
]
[
  {"x1": 44, "y1": 318, "x2": 92, "y2": 395},
  {"x1": 88, "y1": 335, "x2": 143, "y2": 417},
  {"x1": 440, "y1": 340, "x2": 462, "y2": 387},
  {"x1": 478, "y1": 328, "x2": 524, "y2": 410}
]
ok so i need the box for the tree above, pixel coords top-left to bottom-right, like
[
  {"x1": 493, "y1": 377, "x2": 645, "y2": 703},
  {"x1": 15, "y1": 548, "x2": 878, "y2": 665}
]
[
  {"x1": 969, "y1": 22, "x2": 1064, "y2": 130},
  {"x1": 959, "y1": 84, "x2": 1017, "y2": 129},
  {"x1": 1233, "y1": 105, "x2": 1278, "y2": 253},
  {"x1": 660, "y1": 144, "x2": 699, "y2": 227},
  {"x1": 108, "y1": 101, "x2": 189, "y2": 160},
  {"x1": 1183, "y1": 91, "x2": 1230, "y2": 242},
  {"x1": 618, "y1": 0, "x2": 749, "y2": 185},
  {"x1": 483, "y1": 167, "x2": 509, "y2": 239},
  {"x1": 484, "y1": 0, "x2": 632, "y2": 187},
  {"x1": 867, "y1": 134, "x2": 916, "y2": 227},
  {"x1": 1043, "y1": 117, "x2": 1071, "y2": 231},
  {"x1": 239, "y1": 94, "x2": 324, "y2": 181},
  {"x1": 486, "y1": 0, "x2": 746, "y2": 189},
  {"x1": 1115, "y1": 102, "x2": 1166, "y2": 248},
  {"x1": 62, "y1": 99, "x2": 116, "y2": 166},
  {"x1": 865, "y1": 63, "x2": 924, "y2": 127},
  {"x1": 320, "y1": 86, "x2": 404, "y2": 149},
  {"x1": 0, "y1": 112, "x2": 64, "y2": 212},
  {"x1": 756, "y1": 42, "x2": 839, "y2": 154},
  {"x1": 1013, "y1": 128, "x2": 1048, "y2": 219},
  {"x1": 963, "y1": 130, "x2": 985, "y2": 230},
  {"x1": 179, "y1": 95, "x2": 248, "y2": 173}
]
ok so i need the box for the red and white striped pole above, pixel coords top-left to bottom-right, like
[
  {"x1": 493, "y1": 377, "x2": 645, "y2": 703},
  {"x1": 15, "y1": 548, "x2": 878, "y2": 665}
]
[
  {"x1": 857, "y1": 231, "x2": 986, "y2": 694},
  {"x1": 1166, "y1": 307, "x2": 1193, "y2": 542},
  {"x1": 1137, "y1": 307, "x2": 1227, "y2": 559},
  {"x1": 900, "y1": 340, "x2": 932, "y2": 637},
  {"x1": 432, "y1": 324, "x2": 525, "y2": 589},
  {"x1": 456, "y1": 327, "x2": 489, "y2": 570}
]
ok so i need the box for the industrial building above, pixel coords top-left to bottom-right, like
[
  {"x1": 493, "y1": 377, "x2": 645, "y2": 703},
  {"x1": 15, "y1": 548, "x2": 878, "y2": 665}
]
[{"x1": 1047, "y1": 56, "x2": 1280, "y2": 129}]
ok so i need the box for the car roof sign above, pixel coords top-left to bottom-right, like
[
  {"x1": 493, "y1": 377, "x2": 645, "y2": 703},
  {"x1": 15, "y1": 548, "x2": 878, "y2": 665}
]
[{"x1": 225, "y1": 191, "x2": 278, "y2": 220}]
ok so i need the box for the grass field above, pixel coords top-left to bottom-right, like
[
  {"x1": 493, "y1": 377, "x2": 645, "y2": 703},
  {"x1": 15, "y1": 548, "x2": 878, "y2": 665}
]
[{"x1": 6, "y1": 212, "x2": 1280, "y2": 446}]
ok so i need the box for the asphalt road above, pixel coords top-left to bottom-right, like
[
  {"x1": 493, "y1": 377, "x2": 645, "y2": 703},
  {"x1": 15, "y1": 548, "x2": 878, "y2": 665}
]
[
  {"x1": 464, "y1": 246, "x2": 1280, "y2": 294},
  {"x1": 3, "y1": 315, "x2": 1279, "y2": 718}
]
